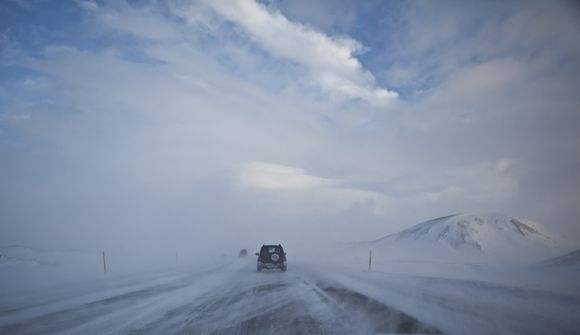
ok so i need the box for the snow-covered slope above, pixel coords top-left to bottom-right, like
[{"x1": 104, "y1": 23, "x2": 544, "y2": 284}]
[
  {"x1": 0, "y1": 245, "x2": 62, "y2": 268},
  {"x1": 0, "y1": 245, "x2": 106, "y2": 291},
  {"x1": 536, "y1": 248, "x2": 580, "y2": 271},
  {"x1": 364, "y1": 213, "x2": 565, "y2": 264}
]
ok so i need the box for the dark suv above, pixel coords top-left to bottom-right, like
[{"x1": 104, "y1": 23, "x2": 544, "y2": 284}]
[{"x1": 256, "y1": 244, "x2": 287, "y2": 272}]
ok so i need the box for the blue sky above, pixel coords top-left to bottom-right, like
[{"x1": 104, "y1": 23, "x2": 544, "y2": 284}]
[{"x1": 1, "y1": 0, "x2": 580, "y2": 251}]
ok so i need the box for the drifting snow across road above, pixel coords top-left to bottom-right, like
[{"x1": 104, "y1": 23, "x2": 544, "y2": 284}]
[
  {"x1": 2, "y1": 258, "x2": 579, "y2": 335},
  {"x1": 363, "y1": 212, "x2": 566, "y2": 264},
  {"x1": 0, "y1": 260, "x2": 445, "y2": 335}
]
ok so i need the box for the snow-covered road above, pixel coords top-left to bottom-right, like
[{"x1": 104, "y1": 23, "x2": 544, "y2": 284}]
[{"x1": 1, "y1": 259, "x2": 579, "y2": 334}]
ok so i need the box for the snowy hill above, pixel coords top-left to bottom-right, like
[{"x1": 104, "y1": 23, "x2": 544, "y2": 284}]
[
  {"x1": 363, "y1": 213, "x2": 565, "y2": 264},
  {"x1": 536, "y1": 249, "x2": 580, "y2": 271}
]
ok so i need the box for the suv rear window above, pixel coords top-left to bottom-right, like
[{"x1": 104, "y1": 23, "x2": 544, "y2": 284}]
[{"x1": 262, "y1": 246, "x2": 282, "y2": 254}]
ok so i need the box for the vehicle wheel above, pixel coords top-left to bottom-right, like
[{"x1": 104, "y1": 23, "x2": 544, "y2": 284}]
[
  {"x1": 257, "y1": 265, "x2": 262, "y2": 272},
  {"x1": 281, "y1": 265, "x2": 287, "y2": 272}
]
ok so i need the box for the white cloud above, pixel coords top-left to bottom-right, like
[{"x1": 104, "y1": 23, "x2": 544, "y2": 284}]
[
  {"x1": 238, "y1": 162, "x2": 333, "y2": 190},
  {"x1": 235, "y1": 158, "x2": 518, "y2": 223},
  {"x1": 198, "y1": 0, "x2": 397, "y2": 107},
  {"x1": 75, "y1": 0, "x2": 98, "y2": 12},
  {"x1": 76, "y1": 1, "x2": 181, "y2": 42},
  {"x1": 442, "y1": 159, "x2": 519, "y2": 203},
  {"x1": 236, "y1": 161, "x2": 393, "y2": 217},
  {"x1": 3, "y1": 0, "x2": 580, "y2": 246},
  {"x1": 5, "y1": 0, "x2": 41, "y2": 9},
  {"x1": 98, "y1": 7, "x2": 181, "y2": 42}
]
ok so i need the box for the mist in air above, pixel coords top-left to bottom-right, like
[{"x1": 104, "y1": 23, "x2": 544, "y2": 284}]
[
  {"x1": 2, "y1": 2, "x2": 580, "y2": 334},
  {"x1": 1, "y1": 0, "x2": 579, "y2": 282}
]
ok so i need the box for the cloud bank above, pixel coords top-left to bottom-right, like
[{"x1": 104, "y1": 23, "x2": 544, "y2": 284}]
[
  {"x1": 0, "y1": 0, "x2": 579, "y2": 255},
  {"x1": 196, "y1": 0, "x2": 398, "y2": 106}
]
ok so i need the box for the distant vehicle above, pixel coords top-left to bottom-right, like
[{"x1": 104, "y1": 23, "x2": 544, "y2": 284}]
[
  {"x1": 239, "y1": 249, "x2": 248, "y2": 257},
  {"x1": 256, "y1": 244, "x2": 287, "y2": 272}
]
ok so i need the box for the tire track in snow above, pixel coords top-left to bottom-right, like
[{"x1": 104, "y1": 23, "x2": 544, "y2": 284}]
[
  {"x1": 132, "y1": 263, "x2": 442, "y2": 334},
  {"x1": 1, "y1": 260, "x2": 443, "y2": 334}
]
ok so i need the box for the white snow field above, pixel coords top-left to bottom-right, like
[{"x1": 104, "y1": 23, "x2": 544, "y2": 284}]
[
  {"x1": 2, "y1": 213, "x2": 579, "y2": 335},
  {"x1": 1, "y1": 257, "x2": 579, "y2": 335}
]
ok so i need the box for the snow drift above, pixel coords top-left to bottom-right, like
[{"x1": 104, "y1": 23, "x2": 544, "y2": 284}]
[{"x1": 536, "y1": 248, "x2": 580, "y2": 271}]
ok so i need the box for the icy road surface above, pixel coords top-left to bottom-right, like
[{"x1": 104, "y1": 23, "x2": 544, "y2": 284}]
[{"x1": 1, "y1": 259, "x2": 579, "y2": 335}]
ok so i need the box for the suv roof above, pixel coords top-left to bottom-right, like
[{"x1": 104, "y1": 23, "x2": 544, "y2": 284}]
[{"x1": 260, "y1": 244, "x2": 284, "y2": 251}]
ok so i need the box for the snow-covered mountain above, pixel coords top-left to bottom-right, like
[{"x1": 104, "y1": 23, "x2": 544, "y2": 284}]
[{"x1": 364, "y1": 213, "x2": 566, "y2": 264}]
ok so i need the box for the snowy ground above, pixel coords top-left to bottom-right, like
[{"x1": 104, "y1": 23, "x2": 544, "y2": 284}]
[{"x1": 1, "y1": 257, "x2": 579, "y2": 335}]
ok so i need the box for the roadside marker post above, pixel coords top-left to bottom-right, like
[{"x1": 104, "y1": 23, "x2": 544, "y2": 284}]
[{"x1": 102, "y1": 251, "x2": 107, "y2": 274}]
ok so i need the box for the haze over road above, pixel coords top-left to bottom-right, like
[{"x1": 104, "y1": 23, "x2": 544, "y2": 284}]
[{"x1": 1, "y1": 258, "x2": 578, "y2": 335}]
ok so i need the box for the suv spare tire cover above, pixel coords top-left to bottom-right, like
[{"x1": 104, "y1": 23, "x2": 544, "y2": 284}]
[{"x1": 270, "y1": 253, "x2": 279, "y2": 262}]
